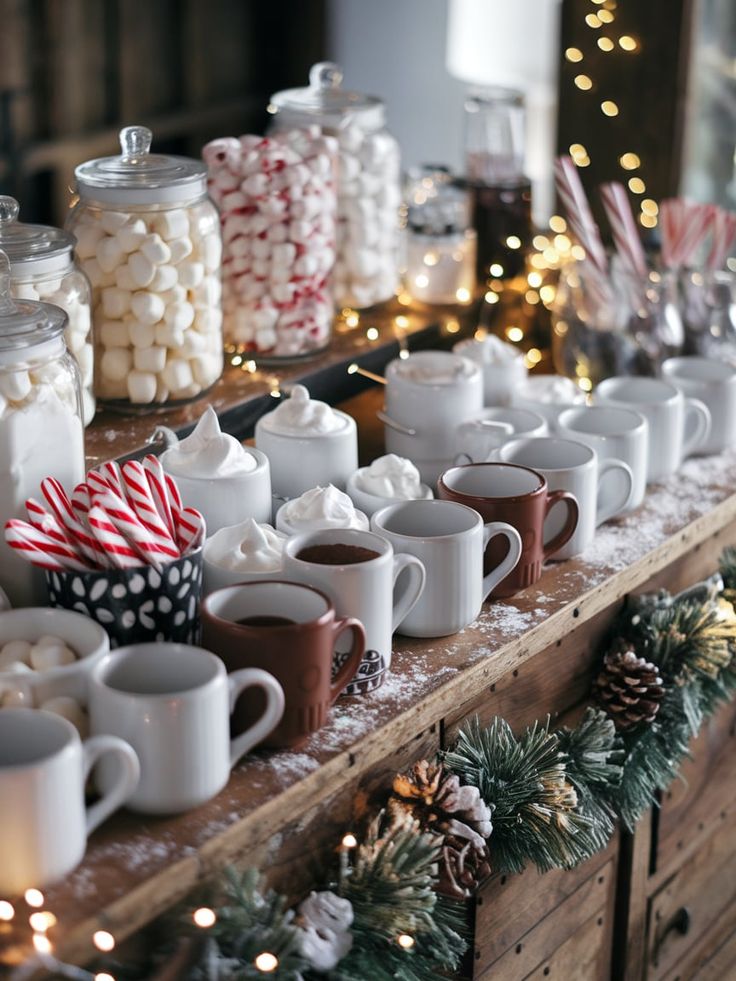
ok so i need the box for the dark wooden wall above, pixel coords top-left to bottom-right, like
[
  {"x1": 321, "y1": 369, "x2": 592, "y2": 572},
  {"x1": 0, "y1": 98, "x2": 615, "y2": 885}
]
[{"x1": 0, "y1": 0, "x2": 326, "y2": 226}]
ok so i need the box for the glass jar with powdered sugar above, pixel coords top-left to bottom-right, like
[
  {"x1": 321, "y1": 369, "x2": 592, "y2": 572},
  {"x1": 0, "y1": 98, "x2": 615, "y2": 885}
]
[
  {"x1": 0, "y1": 251, "x2": 85, "y2": 608},
  {"x1": 67, "y1": 126, "x2": 223, "y2": 409},
  {"x1": 0, "y1": 197, "x2": 94, "y2": 426}
]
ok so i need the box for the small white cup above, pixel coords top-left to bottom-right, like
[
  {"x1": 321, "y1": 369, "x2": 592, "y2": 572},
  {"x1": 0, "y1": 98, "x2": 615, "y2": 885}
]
[
  {"x1": 0, "y1": 707, "x2": 140, "y2": 892},
  {"x1": 494, "y1": 436, "x2": 633, "y2": 560},
  {"x1": 202, "y1": 522, "x2": 286, "y2": 596},
  {"x1": 89, "y1": 644, "x2": 284, "y2": 814},
  {"x1": 511, "y1": 374, "x2": 587, "y2": 427},
  {"x1": 161, "y1": 446, "x2": 272, "y2": 535},
  {"x1": 371, "y1": 499, "x2": 522, "y2": 637},
  {"x1": 454, "y1": 407, "x2": 549, "y2": 464},
  {"x1": 255, "y1": 409, "x2": 358, "y2": 502},
  {"x1": 0, "y1": 607, "x2": 109, "y2": 707},
  {"x1": 661, "y1": 356, "x2": 736, "y2": 455},
  {"x1": 557, "y1": 405, "x2": 649, "y2": 512},
  {"x1": 452, "y1": 337, "x2": 528, "y2": 405},
  {"x1": 595, "y1": 375, "x2": 711, "y2": 482},
  {"x1": 345, "y1": 470, "x2": 433, "y2": 518}
]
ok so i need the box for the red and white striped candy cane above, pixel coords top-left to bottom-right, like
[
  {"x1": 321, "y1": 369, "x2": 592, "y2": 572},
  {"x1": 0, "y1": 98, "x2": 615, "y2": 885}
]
[
  {"x1": 706, "y1": 208, "x2": 736, "y2": 271},
  {"x1": 5, "y1": 522, "x2": 68, "y2": 572},
  {"x1": 41, "y1": 477, "x2": 107, "y2": 567},
  {"x1": 121, "y1": 461, "x2": 180, "y2": 556},
  {"x1": 5, "y1": 519, "x2": 92, "y2": 572},
  {"x1": 86, "y1": 505, "x2": 142, "y2": 570},
  {"x1": 71, "y1": 483, "x2": 93, "y2": 521},
  {"x1": 25, "y1": 497, "x2": 79, "y2": 550},
  {"x1": 141, "y1": 455, "x2": 176, "y2": 538},
  {"x1": 554, "y1": 156, "x2": 608, "y2": 273},
  {"x1": 86, "y1": 468, "x2": 116, "y2": 499},
  {"x1": 172, "y1": 506, "x2": 205, "y2": 554},
  {"x1": 91, "y1": 490, "x2": 176, "y2": 570},
  {"x1": 673, "y1": 202, "x2": 714, "y2": 268},
  {"x1": 600, "y1": 182, "x2": 648, "y2": 277},
  {"x1": 100, "y1": 461, "x2": 125, "y2": 498}
]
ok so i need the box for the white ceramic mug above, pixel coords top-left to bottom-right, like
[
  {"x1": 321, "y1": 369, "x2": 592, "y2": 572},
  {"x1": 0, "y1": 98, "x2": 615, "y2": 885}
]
[
  {"x1": 0, "y1": 707, "x2": 140, "y2": 893},
  {"x1": 345, "y1": 470, "x2": 434, "y2": 519},
  {"x1": 661, "y1": 356, "x2": 736, "y2": 455},
  {"x1": 511, "y1": 374, "x2": 587, "y2": 427},
  {"x1": 89, "y1": 644, "x2": 284, "y2": 814},
  {"x1": 452, "y1": 337, "x2": 528, "y2": 405},
  {"x1": 494, "y1": 437, "x2": 633, "y2": 559},
  {"x1": 283, "y1": 528, "x2": 426, "y2": 694},
  {"x1": 454, "y1": 407, "x2": 549, "y2": 464},
  {"x1": 371, "y1": 499, "x2": 522, "y2": 637},
  {"x1": 557, "y1": 405, "x2": 649, "y2": 512},
  {"x1": 161, "y1": 445, "x2": 272, "y2": 535},
  {"x1": 595, "y1": 375, "x2": 711, "y2": 482}
]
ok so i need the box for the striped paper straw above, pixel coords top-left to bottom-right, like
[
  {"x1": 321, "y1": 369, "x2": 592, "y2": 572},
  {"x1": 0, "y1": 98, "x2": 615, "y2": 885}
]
[
  {"x1": 86, "y1": 505, "x2": 142, "y2": 570},
  {"x1": 600, "y1": 182, "x2": 648, "y2": 276},
  {"x1": 554, "y1": 156, "x2": 608, "y2": 273},
  {"x1": 5, "y1": 519, "x2": 92, "y2": 572},
  {"x1": 706, "y1": 208, "x2": 736, "y2": 271},
  {"x1": 121, "y1": 461, "x2": 180, "y2": 554}
]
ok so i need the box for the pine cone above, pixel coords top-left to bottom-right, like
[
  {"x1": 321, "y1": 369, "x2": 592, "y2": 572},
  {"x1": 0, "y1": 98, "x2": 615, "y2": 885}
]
[
  {"x1": 391, "y1": 761, "x2": 493, "y2": 899},
  {"x1": 593, "y1": 645, "x2": 665, "y2": 731}
]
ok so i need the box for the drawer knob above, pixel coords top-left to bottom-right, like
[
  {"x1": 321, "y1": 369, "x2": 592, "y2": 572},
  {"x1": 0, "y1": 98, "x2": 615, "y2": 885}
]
[{"x1": 654, "y1": 906, "x2": 691, "y2": 964}]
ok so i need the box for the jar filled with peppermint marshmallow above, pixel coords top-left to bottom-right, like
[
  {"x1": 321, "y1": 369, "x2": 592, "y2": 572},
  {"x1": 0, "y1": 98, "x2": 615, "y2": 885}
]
[
  {"x1": 270, "y1": 62, "x2": 401, "y2": 310},
  {"x1": 0, "y1": 197, "x2": 94, "y2": 426},
  {"x1": 67, "y1": 126, "x2": 223, "y2": 408}
]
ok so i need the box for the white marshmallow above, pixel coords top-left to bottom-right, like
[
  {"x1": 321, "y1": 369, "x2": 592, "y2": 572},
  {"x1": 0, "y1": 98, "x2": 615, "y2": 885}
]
[
  {"x1": 140, "y1": 233, "x2": 171, "y2": 266},
  {"x1": 153, "y1": 209, "x2": 190, "y2": 241},
  {"x1": 289, "y1": 220, "x2": 312, "y2": 244},
  {"x1": 242, "y1": 173, "x2": 269, "y2": 197},
  {"x1": 101, "y1": 287, "x2": 131, "y2": 319},
  {"x1": 128, "y1": 322, "x2": 156, "y2": 348},
  {"x1": 149, "y1": 265, "x2": 179, "y2": 292},
  {"x1": 163, "y1": 301, "x2": 195, "y2": 331},
  {"x1": 101, "y1": 347, "x2": 132, "y2": 381},
  {"x1": 154, "y1": 322, "x2": 185, "y2": 347},
  {"x1": 40, "y1": 696, "x2": 88, "y2": 737},
  {"x1": 97, "y1": 236, "x2": 124, "y2": 273},
  {"x1": 267, "y1": 223, "x2": 288, "y2": 244},
  {"x1": 201, "y1": 234, "x2": 222, "y2": 272},
  {"x1": 160, "y1": 285, "x2": 187, "y2": 305},
  {"x1": 128, "y1": 252, "x2": 156, "y2": 288},
  {"x1": 29, "y1": 643, "x2": 76, "y2": 671},
  {"x1": 74, "y1": 224, "x2": 105, "y2": 260},
  {"x1": 115, "y1": 263, "x2": 139, "y2": 291},
  {"x1": 252, "y1": 258, "x2": 270, "y2": 279},
  {"x1": 127, "y1": 370, "x2": 158, "y2": 403},
  {"x1": 192, "y1": 275, "x2": 221, "y2": 307},
  {"x1": 133, "y1": 345, "x2": 167, "y2": 373},
  {"x1": 294, "y1": 254, "x2": 319, "y2": 278},
  {"x1": 0, "y1": 370, "x2": 32, "y2": 402},
  {"x1": 272, "y1": 242, "x2": 297, "y2": 267},
  {"x1": 271, "y1": 282, "x2": 295, "y2": 304},
  {"x1": 130, "y1": 291, "x2": 165, "y2": 325},
  {"x1": 116, "y1": 219, "x2": 147, "y2": 254},
  {"x1": 177, "y1": 261, "x2": 204, "y2": 288},
  {"x1": 251, "y1": 237, "x2": 272, "y2": 260},
  {"x1": 191, "y1": 354, "x2": 222, "y2": 387},
  {"x1": 77, "y1": 344, "x2": 94, "y2": 387},
  {"x1": 193, "y1": 307, "x2": 223, "y2": 333},
  {"x1": 229, "y1": 237, "x2": 251, "y2": 258},
  {"x1": 99, "y1": 211, "x2": 130, "y2": 235},
  {"x1": 161, "y1": 358, "x2": 193, "y2": 393},
  {"x1": 168, "y1": 237, "x2": 193, "y2": 264},
  {"x1": 0, "y1": 640, "x2": 32, "y2": 668},
  {"x1": 100, "y1": 321, "x2": 130, "y2": 348}
]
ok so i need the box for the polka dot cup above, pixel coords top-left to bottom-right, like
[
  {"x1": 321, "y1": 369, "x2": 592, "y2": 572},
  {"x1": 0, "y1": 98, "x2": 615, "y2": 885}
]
[{"x1": 45, "y1": 549, "x2": 203, "y2": 649}]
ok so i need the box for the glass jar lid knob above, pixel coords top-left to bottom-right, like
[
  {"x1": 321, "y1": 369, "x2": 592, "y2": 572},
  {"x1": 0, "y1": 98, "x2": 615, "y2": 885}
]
[
  {"x1": 309, "y1": 62, "x2": 344, "y2": 91},
  {"x1": 0, "y1": 197, "x2": 20, "y2": 227},
  {"x1": 120, "y1": 125, "x2": 153, "y2": 162}
]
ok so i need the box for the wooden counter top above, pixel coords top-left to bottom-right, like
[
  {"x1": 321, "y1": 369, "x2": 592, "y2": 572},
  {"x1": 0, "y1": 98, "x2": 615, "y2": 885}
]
[{"x1": 3, "y1": 439, "x2": 735, "y2": 969}]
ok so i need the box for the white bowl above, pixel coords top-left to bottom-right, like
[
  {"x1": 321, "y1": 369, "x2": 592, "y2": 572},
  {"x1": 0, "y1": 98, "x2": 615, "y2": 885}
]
[
  {"x1": 0, "y1": 608, "x2": 109, "y2": 706},
  {"x1": 345, "y1": 470, "x2": 434, "y2": 518}
]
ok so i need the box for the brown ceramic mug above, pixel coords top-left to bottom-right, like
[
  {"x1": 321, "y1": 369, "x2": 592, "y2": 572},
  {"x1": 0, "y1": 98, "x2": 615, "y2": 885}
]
[
  {"x1": 201, "y1": 581, "x2": 365, "y2": 749},
  {"x1": 437, "y1": 462, "x2": 579, "y2": 597}
]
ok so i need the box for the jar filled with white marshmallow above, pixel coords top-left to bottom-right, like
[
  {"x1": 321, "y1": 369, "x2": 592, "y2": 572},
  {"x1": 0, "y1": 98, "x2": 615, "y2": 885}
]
[
  {"x1": 0, "y1": 197, "x2": 94, "y2": 426},
  {"x1": 0, "y1": 250, "x2": 85, "y2": 608},
  {"x1": 67, "y1": 126, "x2": 223, "y2": 408},
  {"x1": 269, "y1": 62, "x2": 401, "y2": 310}
]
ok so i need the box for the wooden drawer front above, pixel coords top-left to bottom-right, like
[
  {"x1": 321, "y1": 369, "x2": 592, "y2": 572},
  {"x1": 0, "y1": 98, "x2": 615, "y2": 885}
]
[
  {"x1": 655, "y1": 699, "x2": 736, "y2": 876},
  {"x1": 647, "y1": 816, "x2": 736, "y2": 981},
  {"x1": 475, "y1": 855, "x2": 616, "y2": 979}
]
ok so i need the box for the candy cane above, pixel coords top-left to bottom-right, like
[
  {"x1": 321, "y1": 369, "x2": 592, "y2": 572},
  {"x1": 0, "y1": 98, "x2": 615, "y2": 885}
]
[
  {"x1": 4, "y1": 523, "x2": 68, "y2": 572},
  {"x1": 41, "y1": 477, "x2": 108, "y2": 566},
  {"x1": 706, "y1": 207, "x2": 736, "y2": 271},
  {"x1": 600, "y1": 182, "x2": 648, "y2": 277},
  {"x1": 172, "y1": 507, "x2": 205, "y2": 554},
  {"x1": 100, "y1": 461, "x2": 125, "y2": 498},
  {"x1": 5, "y1": 520, "x2": 92, "y2": 572},
  {"x1": 141, "y1": 455, "x2": 175, "y2": 537},
  {"x1": 71, "y1": 482, "x2": 93, "y2": 520},
  {"x1": 86, "y1": 505, "x2": 142, "y2": 570},
  {"x1": 86, "y1": 468, "x2": 116, "y2": 499},
  {"x1": 121, "y1": 460, "x2": 180, "y2": 554},
  {"x1": 25, "y1": 497, "x2": 80, "y2": 550}
]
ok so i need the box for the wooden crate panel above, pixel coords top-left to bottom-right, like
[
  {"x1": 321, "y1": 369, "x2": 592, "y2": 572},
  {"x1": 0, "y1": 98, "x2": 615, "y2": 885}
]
[
  {"x1": 476, "y1": 857, "x2": 616, "y2": 979},
  {"x1": 647, "y1": 815, "x2": 736, "y2": 980}
]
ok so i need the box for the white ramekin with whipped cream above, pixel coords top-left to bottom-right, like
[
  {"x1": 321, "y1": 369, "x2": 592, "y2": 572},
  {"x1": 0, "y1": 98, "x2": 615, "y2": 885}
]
[
  {"x1": 275, "y1": 485, "x2": 369, "y2": 537},
  {"x1": 346, "y1": 454, "x2": 433, "y2": 517},
  {"x1": 511, "y1": 374, "x2": 588, "y2": 428},
  {"x1": 453, "y1": 335, "x2": 528, "y2": 406},
  {"x1": 254, "y1": 384, "x2": 358, "y2": 502},
  {"x1": 202, "y1": 519, "x2": 288, "y2": 595},
  {"x1": 159, "y1": 405, "x2": 272, "y2": 535}
]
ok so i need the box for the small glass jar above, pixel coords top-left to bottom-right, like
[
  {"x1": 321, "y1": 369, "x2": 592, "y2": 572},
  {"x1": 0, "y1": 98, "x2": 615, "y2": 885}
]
[
  {"x1": 680, "y1": 268, "x2": 736, "y2": 364},
  {"x1": 270, "y1": 62, "x2": 401, "y2": 310},
  {"x1": 67, "y1": 126, "x2": 223, "y2": 409},
  {"x1": 404, "y1": 167, "x2": 477, "y2": 305},
  {"x1": 0, "y1": 250, "x2": 85, "y2": 607},
  {"x1": 0, "y1": 197, "x2": 94, "y2": 426}
]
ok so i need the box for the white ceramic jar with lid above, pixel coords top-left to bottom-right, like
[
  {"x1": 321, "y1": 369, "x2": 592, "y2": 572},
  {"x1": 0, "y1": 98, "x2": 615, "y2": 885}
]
[
  {"x1": 0, "y1": 197, "x2": 94, "y2": 426},
  {"x1": 269, "y1": 62, "x2": 401, "y2": 310},
  {"x1": 0, "y1": 251, "x2": 85, "y2": 608},
  {"x1": 67, "y1": 125, "x2": 223, "y2": 408}
]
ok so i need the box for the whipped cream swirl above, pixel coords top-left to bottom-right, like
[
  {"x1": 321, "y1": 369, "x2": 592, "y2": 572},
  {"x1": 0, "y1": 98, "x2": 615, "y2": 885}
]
[
  {"x1": 161, "y1": 406, "x2": 258, "y2": 479},
  {"x1": 279, "y1": 485, "x2": 368, "y2": 531},
  {"x1": 205, "y1": 519, "x2": 286, "y2": 573},
  {"x1": 355, "y1": 454, "x2": 426, "y2": 500},
  {"x1": 457, "y1": 335, "x2": 524, "y2": 365},
  {"x1": 262, "y1": 384, "x2": 345, "y2": 435},
  {"x1": 393, "y1": 352, "x2": 476, "y2": 386},
  {"x1": 518, "y1": 375, "x2": 584, "y2": 405}
]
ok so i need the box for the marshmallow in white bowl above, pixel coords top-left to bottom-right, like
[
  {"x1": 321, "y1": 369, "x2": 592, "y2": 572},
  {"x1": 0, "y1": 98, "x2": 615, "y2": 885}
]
[
  {"x1": 203, "y1": 518, "x2": 287, "y2": 594},
  {"x1": 275, "y1": 484, "x2": 369, "y2": 536},
  {"x1": 453, "y1": 335, "x2": 528, "y2": 406},
  {"x1": 511, "y1": 374, "x2": 587, "y2": 428},
  {"x1": 346, "y1": 454, "x2": 433, "y2": 517},
  {"x1": 255, "y1": 385, "x2": 358, "y2": 501},
  {"x1": 159, "y1": 405, "x2": 271, "y2": 533}
]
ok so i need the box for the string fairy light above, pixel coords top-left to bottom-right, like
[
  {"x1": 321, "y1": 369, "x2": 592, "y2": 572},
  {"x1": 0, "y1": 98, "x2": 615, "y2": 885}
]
[
  {"x1": 254, "y1": 951, "x2": 279, "y2": 972},
  {"x1": 0, "y1": 900, "x2": 14, "y2": 921},
  {"x1": 193, "y1": 907, "x2": 217, "y2": 929},
  {"x1": 92, "y1": 930, "x2": 115, "y2": 953},
  {"x1": 24, "y1": 889, "x2": 44, "y2": 908},
  {"x1": 397, "y1": 934, "x2": 416, "y2": 949}
]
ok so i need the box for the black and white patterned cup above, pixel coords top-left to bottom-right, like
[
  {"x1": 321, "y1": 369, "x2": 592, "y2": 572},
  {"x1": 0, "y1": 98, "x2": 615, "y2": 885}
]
[{"x1": 45, "y1": 549, "x2": 203, "y2": 649}]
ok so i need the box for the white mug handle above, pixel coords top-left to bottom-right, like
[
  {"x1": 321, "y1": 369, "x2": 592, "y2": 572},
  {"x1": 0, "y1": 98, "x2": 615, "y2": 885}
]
[
  {"x1": 391, "y1": 553, "x2": 427, "y2": 631},
  {"x1": 83, "y1": 735, "x2": 140, "y2": 835},
  {"x1": 682, "y1": 397, "x2": 711, "y2": 459},
  {"x1": 227, "y1": 668, "x2": 285, "y2": 767},
  {"x1": 481, "y1": 522, "x2": 523, "y2": 599},
  {"x1": 596, "y1": 458, "x2": 634, "y2": 524}
]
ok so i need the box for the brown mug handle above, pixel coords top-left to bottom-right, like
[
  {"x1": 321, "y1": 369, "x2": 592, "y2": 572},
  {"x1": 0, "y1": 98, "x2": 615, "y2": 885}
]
[
  {"x1": 542, "y1": 490, "x2": 579, "y2": 561},
  {"x1": 329, "y1": 617, "x2": 366, "y2": 703}
]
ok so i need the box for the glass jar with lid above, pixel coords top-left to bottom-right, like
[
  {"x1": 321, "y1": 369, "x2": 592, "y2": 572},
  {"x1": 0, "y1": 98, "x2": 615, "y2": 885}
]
[
  {"x1": 0, "y1": 196, "x2": 94, "y2": 426},
  {"x1": 67, "y1": 125, "x2": 223, "y2": 409},
  {"x1": 0, "y1": 250, "x2": 84, "y2": 607},
  {"x1": 269, "y1": 62, "x2": 401, "y2": 310}
]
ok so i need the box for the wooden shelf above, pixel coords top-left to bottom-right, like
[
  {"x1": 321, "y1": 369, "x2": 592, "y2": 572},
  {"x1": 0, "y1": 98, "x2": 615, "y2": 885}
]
[{"x1": 2, "y1": 431, "x2": 735, "y2": 968}]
